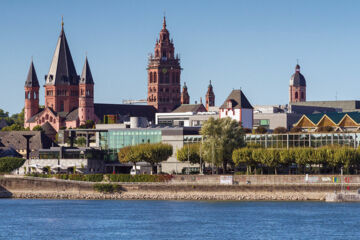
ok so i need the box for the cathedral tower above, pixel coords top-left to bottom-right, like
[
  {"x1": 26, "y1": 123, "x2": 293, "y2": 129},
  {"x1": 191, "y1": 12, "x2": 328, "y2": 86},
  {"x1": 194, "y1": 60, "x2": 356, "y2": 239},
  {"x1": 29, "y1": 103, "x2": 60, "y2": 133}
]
[
  {"x1": 180, "y1": 82, "x2": 190, "y2": 104},
  {"x1": 289, "y1": 64, "x2": 306, "y2": 103},
  {"x1": 24, "y1": 60, "x2": 40, "y2": 128},
  {"x1": 147, "y1": 17, "x2": 181, "y2": 112},
  {"x1": 205, "y1": 80, "x2": 215, "y2": 111},
  {"x1": 78, "y1": 57, "x2": 95, "y2": 125},
  {"x1": 44, "y1": 19, "x2": 79, "y2": 113}
]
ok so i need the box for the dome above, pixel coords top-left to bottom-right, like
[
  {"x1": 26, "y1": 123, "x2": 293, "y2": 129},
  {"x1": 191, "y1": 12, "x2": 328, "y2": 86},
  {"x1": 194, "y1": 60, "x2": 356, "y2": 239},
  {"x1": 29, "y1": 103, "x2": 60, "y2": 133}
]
[{"x1": 290, "y1": 65, "x2": 306, "y2": 87}]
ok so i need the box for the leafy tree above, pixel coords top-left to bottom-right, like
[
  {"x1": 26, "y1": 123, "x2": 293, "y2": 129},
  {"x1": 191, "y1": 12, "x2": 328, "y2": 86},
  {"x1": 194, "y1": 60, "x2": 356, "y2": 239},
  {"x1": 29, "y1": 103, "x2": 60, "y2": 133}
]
[
  {"x1": 273, "y1": 127, "x2": 287, "y2": 134},
  {"x1": 176, "y1": 143, "x2": 203, "y2": 165},
  {"x1": 118, "y1": 146, "x2": 142, "y2": 168},
  {"x1": 32, "y1": 125, "x2": 43, "y2": 131},
  {"x1": 232, "y1": 147, "x2": 254, "y2": 174},
  {"x1": 79, "y1": 120, "x2": 95, "y2": 129},
  {"x1": 254, "y1": 126, "x2": 267, "y2": 134},
  {"x1": 1, "y1": 123, "x2": 25, "y2": 131},
  {"x1": 75, "y1": 137, "x2": 86, "y2": 147},
  {"x1": 200, "y1": 117, "x2": 245, "y2": 173},
  {"x1": 0, "y1": 157, "x2": 25, "y2": 173}
]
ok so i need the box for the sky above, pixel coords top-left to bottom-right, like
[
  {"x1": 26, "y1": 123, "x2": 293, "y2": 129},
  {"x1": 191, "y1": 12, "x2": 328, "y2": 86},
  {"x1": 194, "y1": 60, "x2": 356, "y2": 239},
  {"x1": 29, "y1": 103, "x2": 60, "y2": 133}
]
[{"x1": 1, "y1": 0, "x2": 360, "y2": 114}]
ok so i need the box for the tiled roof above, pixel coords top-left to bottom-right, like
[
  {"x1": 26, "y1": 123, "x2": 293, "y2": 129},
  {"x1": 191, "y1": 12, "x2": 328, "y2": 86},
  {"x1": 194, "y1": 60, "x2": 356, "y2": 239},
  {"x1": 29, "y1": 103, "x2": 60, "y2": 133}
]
[
  {"x1": 0, "y1": 131, "x2": 56, "y2": 158},
  {"x1": 45, "y1": 26, "x2": 79, "y2": 86},
  {"x1": 172, "y1": 104, "x2": 207, "y2": 113},
  {"x1": 220, "y1": 89, "x2": 253, "y2": 109},
  {"x1": 80, "y1": 57, "x2": 94, "y2": 84},
  {"x1": 0, "y1": 147, "x2": 22, "y2": 158},
  {"x1": 25, "y1": 61, "x2": 39, "y2": 87}
]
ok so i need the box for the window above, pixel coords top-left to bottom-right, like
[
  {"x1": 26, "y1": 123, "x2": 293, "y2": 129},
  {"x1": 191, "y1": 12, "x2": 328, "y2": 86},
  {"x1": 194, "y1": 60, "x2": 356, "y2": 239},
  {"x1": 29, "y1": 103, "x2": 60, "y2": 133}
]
[
  {"x1": 150, "y1": 73, "x2": 153, "y2": 83},
  {"x1": 153, "y1": 72, "x2": 157, "y2": 83},
  {"x1": 165, "y1": 73, "x2": 169, "y2": 83},
  {"x1": 295, "y1": 92, "x2": 298, "y2": 99},
  {"x1": 60, "y1": 101, "x2": 64, "y2": 111},
  {"x1": 301, "y1": 92, "x2": 304, "y2": 99}
]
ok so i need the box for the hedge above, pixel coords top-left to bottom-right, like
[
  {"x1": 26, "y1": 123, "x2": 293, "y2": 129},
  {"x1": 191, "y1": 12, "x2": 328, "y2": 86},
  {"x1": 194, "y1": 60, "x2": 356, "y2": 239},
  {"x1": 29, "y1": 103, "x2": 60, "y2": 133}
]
[
  {"x1": 107, "y1": 174, "x2": 172, "y2": 183},
  {"x1": 0, "y1": 157, "x2": 25, "y2": 173},
  {"x1": 93, "y1": 183, "x2": 121, "y2": 193}
]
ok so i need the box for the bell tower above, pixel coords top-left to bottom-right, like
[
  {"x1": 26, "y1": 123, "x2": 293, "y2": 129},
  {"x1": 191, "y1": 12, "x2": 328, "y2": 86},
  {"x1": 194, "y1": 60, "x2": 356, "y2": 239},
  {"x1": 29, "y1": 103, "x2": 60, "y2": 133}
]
[
  {"x1": 78, "y1": 57, "x2": 95, "y2": 125},
  {"x1": 147, "y1": 16, "x2": 181, "y2": 112},
  {"x1": 181, "y1": 82, "x2": 190, "y2": 104},
  {"x1": 289, "y1": 64, "x2": 307, "y2": 103},
  {"x1": 24, "y1": 60, "x2": 40, "y2": 128},
  {"x1": 205, "y1": 80, "x2": 215, "y2": 111}
]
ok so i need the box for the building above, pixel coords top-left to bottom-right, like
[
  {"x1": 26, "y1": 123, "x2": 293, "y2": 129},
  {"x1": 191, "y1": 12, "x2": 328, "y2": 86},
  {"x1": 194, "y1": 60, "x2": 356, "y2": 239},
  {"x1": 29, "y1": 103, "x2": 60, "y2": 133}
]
[
  {"x1": 24, "y1": 20, "x2": 97, "y2": 131},
  {"x1": 24, "y1": 19, "x2": 157, "y2": 132},
  {"x1": 293, "y1": 112, "x2": 360, "y2": 132},
  {"x1": 205, "y1": 80, "x2": 215, "y2": 111},
  {"x1": 290, "y1": 100, "x2": 360, "y2": 114},
  {"x1": 0, "y1": 131, "x2": 55, "y2": 158},
  {"x1": 180, "y1": 82, "x2": 190, "y2": 104},
  {"x1": 147, "y1": 17, "x2": 181, "y2": 112},
  {"x1": 219, "y1": 89, "x2": 254, "y2": 129},
  {"x1": 289, "y1": 64, "x2": 306, "y2": 103}
]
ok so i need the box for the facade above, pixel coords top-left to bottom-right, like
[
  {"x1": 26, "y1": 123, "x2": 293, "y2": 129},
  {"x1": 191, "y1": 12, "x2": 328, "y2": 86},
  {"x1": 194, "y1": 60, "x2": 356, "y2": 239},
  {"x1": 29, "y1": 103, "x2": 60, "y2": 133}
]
[
  {"x1": 289, "y1": 64, "x2": 306, "y2": 103},
  {"x1": 24, "y1": 21, "x2": 97, "y2": 131},
  {"x1": 219, "y1": 89, "x2": 254, "y2": 129},
  {"x1": 253, "y1": 113, "x2": 302, "y2": 131},
  {"x1": 156, "y1": 111, "x2": 218, "y2": 127},
  {"x1": 290, "y1": 100, "x2": 360, "y2": 113},
  {"x1": 205, "y1": 80, "x2": 215, "y2": 111},
  {"x1": 180, "y1": 82, "x2": 190, "y2": 104},
  {"x1": 245, "y1": 133, "x2": 360, "y2": 149},
  {"x1": 293, "y1": 112, "x2": 360, "y2": 132},
  {"x1": 147, "y1": 17, "x2": 181, "y2": 112}
]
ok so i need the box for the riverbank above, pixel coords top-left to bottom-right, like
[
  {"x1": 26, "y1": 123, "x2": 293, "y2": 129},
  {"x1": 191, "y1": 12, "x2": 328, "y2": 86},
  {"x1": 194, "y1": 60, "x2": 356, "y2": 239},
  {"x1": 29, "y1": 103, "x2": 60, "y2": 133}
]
[{"x1": 1, "y1": 175, "x2": 358, "y2": 201}]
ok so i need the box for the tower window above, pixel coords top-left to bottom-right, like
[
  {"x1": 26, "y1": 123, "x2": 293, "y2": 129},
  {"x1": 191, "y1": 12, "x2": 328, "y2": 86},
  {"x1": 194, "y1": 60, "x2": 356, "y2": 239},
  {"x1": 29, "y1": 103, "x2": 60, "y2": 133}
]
[
  {"x1": 295, "y1": 92, "x2": 298, "y2": 99},
  {"x1": 150, "y1": 73, "x2": 153, "y2": 83},
  {"x1": 165, "y1": 73, "x2": 169, "y2": 83},
  {"x1": 301, "y1": 92, "x2": 304, "y2": 99},
  {"x1": 153, "y1": 72, "x2": 157, "y2": 83}
]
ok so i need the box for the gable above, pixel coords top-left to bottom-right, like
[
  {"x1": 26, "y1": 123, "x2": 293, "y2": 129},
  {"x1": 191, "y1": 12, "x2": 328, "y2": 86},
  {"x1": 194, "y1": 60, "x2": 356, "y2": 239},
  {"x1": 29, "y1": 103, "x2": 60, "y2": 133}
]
[
  {"x1": 338, "y1": 115, "x2": 358, "y2": 127},
  {"x1": 317, "y1": 115, "x2": 336, "y2": 127},
  {"x1": 294, "y1": 116, "x2": 316, "y2": 128}
]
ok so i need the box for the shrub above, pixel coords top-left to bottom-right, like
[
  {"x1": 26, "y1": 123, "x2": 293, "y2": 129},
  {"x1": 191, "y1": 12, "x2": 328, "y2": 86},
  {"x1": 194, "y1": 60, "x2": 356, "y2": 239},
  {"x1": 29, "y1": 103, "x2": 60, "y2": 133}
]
[
  {"x1": 93, "y1": 183, "x2": 121, "y2": 193},
  {"x1": 254, "y1": 126, "x2": 267, "y2": 134},
  {"x1": 107, "y1": 174, "x2": 172, "y2": 183},
  {"x1": 26, "y1": 173, "x2": 51, "y2": 178},
  {"x1": 0, "y1": 157, "x2": 25, "y2": 173},
  {"x1": 273, "y1": 127, "x2": 287, "y2": 134}
]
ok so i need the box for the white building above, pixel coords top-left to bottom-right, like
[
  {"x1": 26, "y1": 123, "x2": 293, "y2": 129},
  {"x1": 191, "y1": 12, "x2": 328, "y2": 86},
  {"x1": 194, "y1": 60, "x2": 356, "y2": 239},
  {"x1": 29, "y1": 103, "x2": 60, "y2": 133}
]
[{"x1": 219, "y1": 89, "x2": 254, "y2": 129}]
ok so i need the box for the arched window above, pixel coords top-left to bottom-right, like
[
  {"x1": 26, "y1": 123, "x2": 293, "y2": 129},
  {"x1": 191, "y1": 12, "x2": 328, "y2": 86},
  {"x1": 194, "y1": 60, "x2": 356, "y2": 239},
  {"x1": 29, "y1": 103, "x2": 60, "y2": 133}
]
[
  {"x1": 162, "y1": 51, "x2": 166, "y2": 58},
  {"x1": 60, "y1": 101, "x2": 64, "y2": 111},
  {"x1": 172, "y1": 72, "x2": 175, "y2": 83},
  {"x1": 150, "y1": 73, "x2": 153, "y2": 83},
  {"x1": 165, "y1": 73, "x2": 169, "y2": 83},
  {"x1": 301, "y1": 92, "x2": 304, "y2": 99},
  {"x1": 295, "y1": 92, "x2": 298, "y2": 99},
  {"x1": 153, "y1": 72, "x2": 157, "y2": 83}
]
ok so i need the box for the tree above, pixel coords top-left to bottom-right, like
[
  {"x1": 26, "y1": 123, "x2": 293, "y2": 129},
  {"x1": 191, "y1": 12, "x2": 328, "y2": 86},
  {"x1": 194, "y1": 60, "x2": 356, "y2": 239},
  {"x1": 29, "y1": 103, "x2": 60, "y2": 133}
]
[
  {"x1": 1, "y1": 123, "x2": 25, "y2": 131},
  {"x1": 0, "y1": 157, "x2": 25, "y2": 173},
  {"x1": 254, "y1": 126, "x2": 267, "y2": 134},
  {"x1": 118, "y1": 143, "x2": 173, "y2": 174},
  {"x1": 118, "y1": 146, "x2": 142, "y2": 168},
  {"x1": 32, "y1": 125, "x2": 43, "y2": 131},
  {"x1": 273, "y1": 127, "x2": 287, "y2": 134},
  {"x1": 176, "y1": 143, "x2": 203, "y2": 164},
  {"x1": 75, "y1": 137, "x2": 86, "y2": 147},
  {"x1": 232, "y1": 148, "x2": 254, "y2": 174},
  {"x1": 200, "y1": 117, "x2": 245, "y2": 173},
  {"x1": 290, "y1": 126, "x2": 302, "y2": 133},
  {"x1": 79, "y1": 120, "x2": 95, "y2": 129}
]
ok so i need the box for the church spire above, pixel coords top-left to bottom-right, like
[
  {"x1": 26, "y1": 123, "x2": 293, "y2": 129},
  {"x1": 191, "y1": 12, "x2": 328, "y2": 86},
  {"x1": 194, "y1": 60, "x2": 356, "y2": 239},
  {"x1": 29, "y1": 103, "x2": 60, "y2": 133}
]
[
  {"x1": 25, "y1": 60, "x2": 39, "y2": 87},
  {"x1": 163, "y1": 15, "x2": 167, "y2": 29},
  {"x1": 45, "y1": 18, "x2": 78, "y2": 86},
  {"x1": 80, "y1": 56, "x2": 94, "y2": 84}
]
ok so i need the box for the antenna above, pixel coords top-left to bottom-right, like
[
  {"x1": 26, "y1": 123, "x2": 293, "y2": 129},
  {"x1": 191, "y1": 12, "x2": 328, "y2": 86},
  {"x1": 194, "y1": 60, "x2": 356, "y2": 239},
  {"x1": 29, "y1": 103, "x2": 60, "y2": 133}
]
[{"x1": 296, "y1": 58, "x2": 299, "y2": 65}]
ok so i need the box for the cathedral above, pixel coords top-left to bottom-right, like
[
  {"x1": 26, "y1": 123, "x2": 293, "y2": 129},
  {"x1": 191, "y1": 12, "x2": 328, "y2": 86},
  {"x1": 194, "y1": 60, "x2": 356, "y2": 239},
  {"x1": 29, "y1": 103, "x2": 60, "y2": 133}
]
[
  {"x1": 24, "y1": 17, "x2": 215, "y2": 131},
  {"x1": 24, "y1": 20, "x2": 97, "y2": 131}
]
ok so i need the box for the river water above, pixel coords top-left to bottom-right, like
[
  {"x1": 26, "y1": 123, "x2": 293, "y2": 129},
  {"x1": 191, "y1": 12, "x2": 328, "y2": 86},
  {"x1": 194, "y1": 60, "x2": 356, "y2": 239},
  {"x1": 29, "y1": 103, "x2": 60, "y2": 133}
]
[{"x1": 0, "y1": 199, "x2": 359, "y2": 239}]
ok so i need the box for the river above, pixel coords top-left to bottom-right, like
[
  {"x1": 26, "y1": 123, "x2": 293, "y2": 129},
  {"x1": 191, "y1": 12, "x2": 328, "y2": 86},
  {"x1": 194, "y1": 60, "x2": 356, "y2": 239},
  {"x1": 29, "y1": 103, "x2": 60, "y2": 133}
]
[{"x1": 0, "y1": 199, "x2": 359, "y2": 239}]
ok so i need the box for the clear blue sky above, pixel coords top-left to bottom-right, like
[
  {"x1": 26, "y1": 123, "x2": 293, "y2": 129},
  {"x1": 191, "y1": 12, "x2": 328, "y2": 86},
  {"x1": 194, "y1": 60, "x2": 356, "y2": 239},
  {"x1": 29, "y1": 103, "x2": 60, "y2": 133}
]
[{"x1": 1, "y1": 0, "x2": 360, "y2": 114}]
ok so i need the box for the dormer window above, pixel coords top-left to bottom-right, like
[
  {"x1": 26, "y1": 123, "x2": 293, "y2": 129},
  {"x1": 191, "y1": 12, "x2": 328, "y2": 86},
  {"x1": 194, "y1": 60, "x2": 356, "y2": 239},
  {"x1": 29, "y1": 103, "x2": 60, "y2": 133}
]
[{"x1": 227, "y1": 100, "x2": 233, "y2": 108}]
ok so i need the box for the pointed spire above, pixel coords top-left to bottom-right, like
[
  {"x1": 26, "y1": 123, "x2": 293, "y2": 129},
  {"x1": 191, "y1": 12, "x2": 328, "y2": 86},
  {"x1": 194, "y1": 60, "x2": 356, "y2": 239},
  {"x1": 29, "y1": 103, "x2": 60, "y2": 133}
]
[
  {"x1": 25, "y1": 60, "x2": 39, "y2": 87},
  {"x1": 61, "y1": 16, "x2": 64, "y2": 31},
  {"x1": 45, "y1": 19, "x2": 78, "y2": 86},
  {"x1": 183, "y1": 81, "x2": 187, "y2": 89},
  {"x1": 80, "y1": 56, "x2": 94, "y2": 84},
  {"x1": 163, "y1": 15, "x2": 167, "y2": 29},
  {"x1": 208, "y1": 80, "x2": 213, "y2": 88},
  {"x1": 295, "y1": 64, "x2": 300, "y2": 72}
]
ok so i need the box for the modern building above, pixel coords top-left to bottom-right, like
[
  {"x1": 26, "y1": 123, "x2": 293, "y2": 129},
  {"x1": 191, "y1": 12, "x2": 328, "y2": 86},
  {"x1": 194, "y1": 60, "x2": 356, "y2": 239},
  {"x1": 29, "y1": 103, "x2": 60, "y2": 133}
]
[
  {"x1": 219, "y1": 89, "x2": 253, "y2": 129},
  {"x1": 147, "y1": 17, "x2": 182, "y2": 112},
  {"x1": 293, "y1": 112, "x2": 360, "y2": 132}
]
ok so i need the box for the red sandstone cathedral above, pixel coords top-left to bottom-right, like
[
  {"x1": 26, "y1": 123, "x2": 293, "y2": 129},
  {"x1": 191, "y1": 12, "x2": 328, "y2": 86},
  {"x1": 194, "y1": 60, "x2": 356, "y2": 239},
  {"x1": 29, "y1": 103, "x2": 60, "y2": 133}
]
[{"x1": 24, "y1": 17, "x2": 215, "y2": 131}]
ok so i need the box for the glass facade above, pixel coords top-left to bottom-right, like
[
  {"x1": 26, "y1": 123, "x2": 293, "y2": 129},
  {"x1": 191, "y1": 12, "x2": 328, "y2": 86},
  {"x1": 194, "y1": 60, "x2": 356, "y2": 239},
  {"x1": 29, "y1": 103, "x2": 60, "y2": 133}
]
[
  {"x1": 245, "y1": 133, "x2": 360, "y2": 148},
  {"x1": 99, "y1": 129, "x2": 162, "y2": 161}
]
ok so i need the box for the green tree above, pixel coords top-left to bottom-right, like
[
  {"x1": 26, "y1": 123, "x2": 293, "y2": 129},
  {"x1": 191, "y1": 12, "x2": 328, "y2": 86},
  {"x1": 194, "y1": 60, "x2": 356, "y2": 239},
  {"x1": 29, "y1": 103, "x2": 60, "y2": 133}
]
[
  {"x1": 32, "y1": 125, "x2": 43, "y2": 131},
  {"x1": 0, "y1": 157, "x2": 25, "y2": 173},
  {"x1": 1, "y1": 123, "x2": 25, "y2": 131},
  {"x1": 75, "y1": 137, "x2": 86, "y2": 147},
  {"x1": 118, "y1": 146, "x2": 142, "y2": 168},
  {"x1": 200, "y1": 117, "x2": 245, "y2": 173},
  {"x1": 232, "y1": 147, "x2": 254, "y2": 174},
  {"x1": 176, "y1": 143, "x2": 203, "y2": 165},
  {"x1": 78, "y1": 120, "x2": 95, "y2": 129}
]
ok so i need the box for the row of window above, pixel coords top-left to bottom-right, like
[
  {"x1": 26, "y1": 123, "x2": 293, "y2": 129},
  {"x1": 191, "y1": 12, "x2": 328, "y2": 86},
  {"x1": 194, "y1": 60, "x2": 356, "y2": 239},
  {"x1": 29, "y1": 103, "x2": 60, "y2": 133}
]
[
  {"x1": 149, "y1": 87, "x2": 180, "y2": 93},
  {"x1": 149, "y1": 71, "x2": 180, "y2": 84},
  {"x1": 46, "y1": 90, "x2": 82, "y2": 97},
  {"x1": 25, "y1": 91, "x2": 38, "y2": 100}
]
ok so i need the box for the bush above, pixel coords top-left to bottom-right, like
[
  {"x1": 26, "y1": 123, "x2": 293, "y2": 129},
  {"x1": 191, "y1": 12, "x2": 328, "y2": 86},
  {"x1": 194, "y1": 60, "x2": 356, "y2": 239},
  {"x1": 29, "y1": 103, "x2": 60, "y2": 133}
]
[
  {"x1": 26, "y1": 173, "x2": 51, "y2": 178},
  {"x1": 107, "y1": 174, "x2": 172, "y2": 183},
  {"x1": 254, "y1": 126, "x2": 267, "y2": 134},
  {"x1": 54, "y1": 174, "x2": 104, "y2": 182},
  {"x1": 273, "y1": 127, "x2": 287, "y2": 134},
  {"x1": 93, "y1": 183, "x2": 121, "y2": 193},
  {"x1": 0, "y1": 157, "x2": 25, "y2": 173}
]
